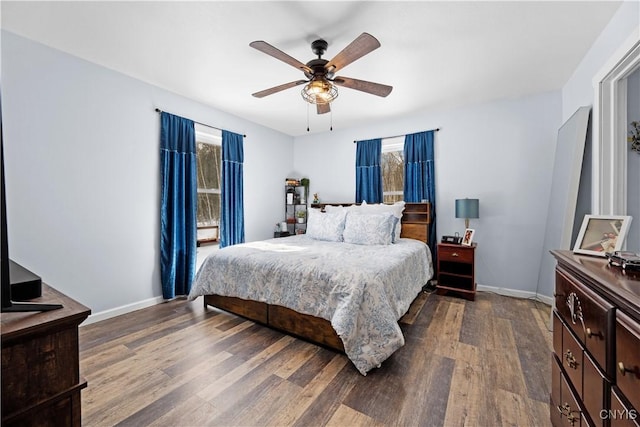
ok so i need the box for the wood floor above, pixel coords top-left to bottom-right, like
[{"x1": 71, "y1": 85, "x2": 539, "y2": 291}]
[{"x1": 79, "y1": 291, "x2": 553, "y2": 426}]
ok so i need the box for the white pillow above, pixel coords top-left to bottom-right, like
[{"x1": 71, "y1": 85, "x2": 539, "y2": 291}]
[
  {"x1": 357, "y1": 201, "x2": 405, "y2": 241},
  {"x1": 343, "y1": 212, "x2": 396, "y2": 245},
  {"x1": 324, "y1": 205, "x2": 354, "y2": 213},
  {"x1": 306, "y1": 208, "x2": 347, "y2": 242}
]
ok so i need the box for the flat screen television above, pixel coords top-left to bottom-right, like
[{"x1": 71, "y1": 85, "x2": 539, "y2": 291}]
[{"x1": 1, "y1": 95, "x2": 61, "y2": 312}]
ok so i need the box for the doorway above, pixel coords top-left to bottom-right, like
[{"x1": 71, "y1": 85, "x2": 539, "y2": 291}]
[{"x1": 593, "y1": 31, "x2": 640, "y2": 251}]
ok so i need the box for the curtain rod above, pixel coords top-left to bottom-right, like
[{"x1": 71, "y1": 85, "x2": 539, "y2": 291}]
[
  {"x1": 353, "y1": 128, "x2": 440, "y2": 143},
  {"x1": 154, "y1": 108, "x2": 247, "y2": 138}
]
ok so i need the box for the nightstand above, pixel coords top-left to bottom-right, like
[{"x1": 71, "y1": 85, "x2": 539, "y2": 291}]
[
  {"x1": 436, "y1": 242, "x2": 476, "y2": 301},
  {"x1": 273, "y1": 231, "x2": 290, "y2": 238}
]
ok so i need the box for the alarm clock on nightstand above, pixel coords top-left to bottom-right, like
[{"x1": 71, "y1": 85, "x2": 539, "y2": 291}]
[{"x1": 441, "y1": 234, "x2": 462, "y2": 245}]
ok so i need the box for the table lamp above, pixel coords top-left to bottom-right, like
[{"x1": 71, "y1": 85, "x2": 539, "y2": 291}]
[{"x1": 455, "y1": 198, "x2": 479, "y2": 229}]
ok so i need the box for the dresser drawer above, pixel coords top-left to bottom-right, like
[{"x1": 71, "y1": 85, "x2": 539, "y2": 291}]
[
  {"x1": 555, "y1": 308, "x2": 608, "y2": 426},
  {"x1": 616, "y1": 311, "x2": 640, "y2": 411},
  {"x1": 554, "y1": 310, "x2": 563, "y2": 356},
  {"x1": 610, "y1": 386, "x2": 640, "y2": 427},
  {"x1": 562, "y1": 322, "x2": 584, "y2": 397},
  {"x1": 552, "y1": 354, "x2": 587, "y2": 427},
  {"x1": 552, "y1": 355, "x2": 563, "y2": 427},
  {"x1": 583, "y1": 351, "x2": 607, "y2": 426},
  {"x1": 555, "y1": 268, "x2": 613, "y2": 372},
  {"x1": 438, "y1": 245, "x2": 473, "y2": 263}
]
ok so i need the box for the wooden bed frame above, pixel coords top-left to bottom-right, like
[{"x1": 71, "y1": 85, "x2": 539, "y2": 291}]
[{"x1": 203, "y1": 202, "x2": 431, "y2": 352}]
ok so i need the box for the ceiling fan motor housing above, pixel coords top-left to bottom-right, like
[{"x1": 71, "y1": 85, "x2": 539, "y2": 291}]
[
  {"x1": 311, "y1": 39, "x2": 328, "y2": 57},
  {"x1": 304, "y1": 58, "x2": 332, "y2": 80}
]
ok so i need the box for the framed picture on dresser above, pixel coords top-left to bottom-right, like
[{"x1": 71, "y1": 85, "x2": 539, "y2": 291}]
[
  {"x1": 461, "y1": 228, "x2": 475, "y2": 246},
  {"x1": 573, "y1": 215, "x2": 632, "y2": 256}
]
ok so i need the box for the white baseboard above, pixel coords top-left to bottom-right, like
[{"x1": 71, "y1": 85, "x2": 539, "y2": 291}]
[
  {"x1": 81, "y1": 296, "x2": 165, "y2": 326},
  {"x1": 81, "y1": 285, "x2": 553, "y2": 327},
  {"x1": 477, "y1": 284, "x2": 553, "y2": 306}
]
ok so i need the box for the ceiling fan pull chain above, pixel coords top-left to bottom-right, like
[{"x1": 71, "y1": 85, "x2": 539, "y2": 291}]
[
  {"x1": 330, "y1": 108, "x2": 333, "y2": 131},
  {"x1": 307, "y1": 103, "x2": 310, "y2": 132}
]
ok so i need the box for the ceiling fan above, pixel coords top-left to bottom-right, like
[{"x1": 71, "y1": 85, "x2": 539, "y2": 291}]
[{"x1": 250, "y1": 33, "x2": 393, "y2": 115}]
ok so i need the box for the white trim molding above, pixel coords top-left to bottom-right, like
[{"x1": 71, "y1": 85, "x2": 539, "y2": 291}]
[
  {"x1": 593, "y1": 29, "x2": 640, "y2": 215},
  {"x1": 477, "y1": 284, "x2": 553, "y2": 306},
  {"x1": 80, "y1": 295, "x2": 165, "y2": 326}
]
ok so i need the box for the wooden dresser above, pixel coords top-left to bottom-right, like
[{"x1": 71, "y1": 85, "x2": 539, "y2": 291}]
[
  {"x1": 1, "y1": 284, "x2": 91, "y2": 426},
  {"x1": 551, "y1": 250, "x2": 639, "y2": 427}
]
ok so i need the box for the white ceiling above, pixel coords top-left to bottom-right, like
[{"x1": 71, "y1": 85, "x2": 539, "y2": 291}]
[{"x1": 1, "y1": 1, "x2": 622, "y2": 136}]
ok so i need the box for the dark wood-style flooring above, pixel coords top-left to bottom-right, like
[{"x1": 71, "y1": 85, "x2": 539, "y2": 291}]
[{"x1": 79, "y1": 291, "x2": 552, "y2": 426}]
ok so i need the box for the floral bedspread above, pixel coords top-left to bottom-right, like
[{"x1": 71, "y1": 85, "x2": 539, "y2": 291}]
[{"x1": 188, "y1": 235, "x2": 433, "y2": 375}]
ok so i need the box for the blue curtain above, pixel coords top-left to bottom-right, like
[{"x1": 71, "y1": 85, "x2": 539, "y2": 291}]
[
  {"x1": 404, "y1": 130, "x2": 437, "y2": 251},
  {"x1": 160, "y1": 112, "x2": 197, "y2": 299},
  {"x1": 355, "y1": 138, "x2": 383, "y2": 203},
  {"x1": 219, "y1": 130, "x2": 245, "y2": 248}
]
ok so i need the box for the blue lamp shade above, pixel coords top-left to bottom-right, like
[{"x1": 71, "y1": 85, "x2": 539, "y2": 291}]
[{"x1": 455, "y1": 198, "x2": 479, "y2": 229}]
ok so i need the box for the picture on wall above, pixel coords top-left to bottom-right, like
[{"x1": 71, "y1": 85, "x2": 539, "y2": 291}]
[{"x1": 572, "y1": 215, "x2": 633, "y2": 256}]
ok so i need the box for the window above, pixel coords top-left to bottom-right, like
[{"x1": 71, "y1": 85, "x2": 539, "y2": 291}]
[
  {"x1": 381, "y1": 136, "x2": 404, "y2": 203},
  {"x1": 195, "y1": 124, "x2": 222, "y2": 244}
]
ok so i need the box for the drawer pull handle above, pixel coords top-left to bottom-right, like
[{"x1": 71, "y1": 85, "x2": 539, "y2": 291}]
[
  {"x1": 566, "y1": 292, "x2": 584, "y2": 326},
  {"x1": 564, "y1": 350, "x2": 578, "y2": 369},
  {"x1": 557, "y1": 403, "x2": 579, "y2": 426},
  {"x1": 451, "y1": 252, "x2": 459, "y2": 257},
  {"x1": 557, "y1": 403, "x2": 568, "y2": 416},
  {"x1": 585, "y1": 328, "x2": 602, "y2": 339},
  {"x1": 567, "y1": 412, "x2": 579, "y2": 426},
  {"x1": 618, "y1": 361, "x2": 634, "y2": 376}
]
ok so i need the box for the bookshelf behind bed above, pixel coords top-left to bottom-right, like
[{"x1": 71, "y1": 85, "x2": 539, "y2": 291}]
[{"x1": 203, "y1": 202, "x2": 431, "y2": 353}]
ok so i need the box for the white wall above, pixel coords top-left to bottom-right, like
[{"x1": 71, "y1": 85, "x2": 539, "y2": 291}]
[
  {"x1": 2, "y1": 31, "x2": 293, "y2": 315},
  {"x1": 294, "y1": 92, "x2": 562, "y2": 297},
  {"x1": 561, "y1": 0, "x2": 638, "y2": 247},
  {"x1": 562, "y1": 1, "x2": 639, "y2": 122}
]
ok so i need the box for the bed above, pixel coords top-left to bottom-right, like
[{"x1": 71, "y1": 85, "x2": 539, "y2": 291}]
[{"x1": 188, "y1": 202, "x2": 432, "y2": 375}]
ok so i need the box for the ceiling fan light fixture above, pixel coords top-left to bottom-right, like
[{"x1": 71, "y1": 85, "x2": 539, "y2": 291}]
[{"x1": 301, "y1": 78, "x2": 338, "y2": 105}]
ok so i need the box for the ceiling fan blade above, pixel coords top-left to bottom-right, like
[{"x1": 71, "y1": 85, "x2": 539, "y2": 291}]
[
  {"x1": 333, "y1": 76, "x2": 393, "y2": 97},
  {"x1": 317, "y1": 103, "x2": 331, "y2": 115},
  {"x1": 325, "y1": 33, "x2": 381, "y2": 73},
  {"x1": 250, "y1": 41, "x2": 313, "y2": 74},
  {"x1": 252, "y1": 80, "x2": 308, "y2": 98}
]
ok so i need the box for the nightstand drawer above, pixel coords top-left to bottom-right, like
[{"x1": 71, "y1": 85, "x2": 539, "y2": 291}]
[{"x1": 438, "y1": 245, "x2": 473, "y2": 263}]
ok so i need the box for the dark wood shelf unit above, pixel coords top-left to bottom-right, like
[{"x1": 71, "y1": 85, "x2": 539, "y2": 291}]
[{"x1": 285, "y1": 185, "x2": 307, "y2": 235}]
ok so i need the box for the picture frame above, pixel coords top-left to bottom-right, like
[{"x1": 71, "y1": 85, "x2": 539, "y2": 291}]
[
  {"x1": 461, "y1": 228, "x2": 475, "y2": 246},
  {"x1": 572, "y1": 215, "x2": 632, "y2": 257}
]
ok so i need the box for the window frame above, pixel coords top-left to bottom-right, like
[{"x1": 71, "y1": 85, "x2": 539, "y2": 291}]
[
  {"x1": 381, "y1": 136, "x2": 405, "y2": 203},
  {"x1": 195, "y1": 124, "x2": 222, "y2": 245}
]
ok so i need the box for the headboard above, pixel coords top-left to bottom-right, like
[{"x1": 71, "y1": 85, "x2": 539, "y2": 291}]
[{"x1": 310, "y1": 202, "x2": 431, "y2": 244}]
